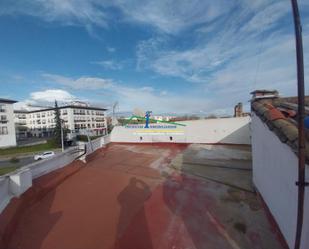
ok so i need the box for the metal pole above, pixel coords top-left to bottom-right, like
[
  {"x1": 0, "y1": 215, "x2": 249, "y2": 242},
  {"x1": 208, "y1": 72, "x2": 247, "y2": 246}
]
[
  {"x1": 61, "y1": 120, "x2": 64, "y2": 152},
  {"x1": 290, "y1": 1, "x2": 306, "y2": 249}
]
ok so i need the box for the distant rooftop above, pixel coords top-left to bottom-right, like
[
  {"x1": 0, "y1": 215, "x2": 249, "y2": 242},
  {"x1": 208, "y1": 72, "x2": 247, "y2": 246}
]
[
  {"x1": 14, "y1": 101, "x2": 107, "y2": 113},
  {"x1": 0, "y1": 98, "x2": 17, "y2": 104},
  {"x1": 250, "y1": 90, "x2": 279, "y2": 100}
]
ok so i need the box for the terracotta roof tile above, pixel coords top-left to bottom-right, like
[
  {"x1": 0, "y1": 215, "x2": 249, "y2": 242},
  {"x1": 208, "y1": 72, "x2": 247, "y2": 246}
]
[
  {"x1": 251, "y1": 95, "x2": 309, "y2": 162},
  {"x1": 265, "y1": 108, "x2": 286, "y2": 121}
]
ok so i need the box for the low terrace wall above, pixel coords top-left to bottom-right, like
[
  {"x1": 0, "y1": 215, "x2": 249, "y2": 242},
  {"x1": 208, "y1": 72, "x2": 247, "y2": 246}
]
[
  {"x1": 111, "y1": 117, "x2": 251, "y2": 145},
  {"x1": 0, "y1": 135, "x2": 110, "y2": 214}
]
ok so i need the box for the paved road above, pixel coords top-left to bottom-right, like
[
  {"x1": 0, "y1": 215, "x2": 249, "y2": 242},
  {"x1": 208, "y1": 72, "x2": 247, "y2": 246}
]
[{"x1": 0, "y1": 155, "x2": 35, "y2": 168}]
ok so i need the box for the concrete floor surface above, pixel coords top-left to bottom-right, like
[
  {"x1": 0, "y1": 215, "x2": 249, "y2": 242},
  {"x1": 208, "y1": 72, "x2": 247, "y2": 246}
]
[{"x1": 0, "y1": 143, "x2": 288, "y2": 249}]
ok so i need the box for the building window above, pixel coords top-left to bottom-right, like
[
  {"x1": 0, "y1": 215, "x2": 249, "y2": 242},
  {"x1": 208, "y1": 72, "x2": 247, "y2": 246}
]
[
  {"x1": 0, "y1": 105, "x2": 5, "y2": 113},
  {"x1": 0, "y1": 126, "x2": 8, "y2": 135},
  {"x1": 0, "y1": 115, "x2": 7, "y2": 123}
]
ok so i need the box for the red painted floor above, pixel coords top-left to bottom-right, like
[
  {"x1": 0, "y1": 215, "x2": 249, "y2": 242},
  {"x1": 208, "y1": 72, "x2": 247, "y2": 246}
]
[{"x1": 0, "y1": 144, "x2": 287, "y2": 249}]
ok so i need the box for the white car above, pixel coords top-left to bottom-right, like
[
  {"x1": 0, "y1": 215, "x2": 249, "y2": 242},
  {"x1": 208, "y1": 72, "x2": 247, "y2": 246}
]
[{"x1": 34, "y1": 151, "x2": 55, "y2": 161}]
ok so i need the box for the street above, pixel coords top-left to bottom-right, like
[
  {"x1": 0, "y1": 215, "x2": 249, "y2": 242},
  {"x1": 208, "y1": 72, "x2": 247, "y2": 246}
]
[{"x1": 0, "y1": 155, "x2": 36, "y2": 169}]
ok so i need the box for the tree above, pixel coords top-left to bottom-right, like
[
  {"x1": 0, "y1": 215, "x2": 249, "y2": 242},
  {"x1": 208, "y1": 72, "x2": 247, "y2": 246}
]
[
  {"x1": 53, "y1": 101, "x2": 69, "y2": 147},
  {"x1": 54, "y1": 100, "x2": 62, "y2": 147}
]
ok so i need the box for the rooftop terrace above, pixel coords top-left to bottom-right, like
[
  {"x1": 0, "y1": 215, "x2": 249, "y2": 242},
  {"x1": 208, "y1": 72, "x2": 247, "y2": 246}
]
[{"x1": 0, "y1": 143, "x2": 288, "y2": 249}]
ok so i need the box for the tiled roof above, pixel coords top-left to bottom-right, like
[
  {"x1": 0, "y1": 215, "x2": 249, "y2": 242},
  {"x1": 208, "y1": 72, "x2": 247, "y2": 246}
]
[
  {"x1": 251, "y1": 96, "x2": 309, "y2": 162},
  {"x1": 14, "y1": 105, "x2": 107, "y2": 113},
  {"x1": 0, "y1": 98, "x2": 17, "y2": 104}
]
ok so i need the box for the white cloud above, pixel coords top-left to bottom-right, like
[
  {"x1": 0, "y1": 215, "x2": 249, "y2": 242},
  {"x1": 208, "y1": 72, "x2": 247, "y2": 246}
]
[
  {"x1": 240, "y1": 2, "x2": 289, "y2": 33},
  {"x1": 111, "y1": 0, "x2": 234, "y2": 34},
  {"x1": 136, "y1": 1, "x2": 309, "y2": 110},
  {"x1": 112, "y1": 84, "x2": 214, "y2": 113},
  {"x1": 0, "y1": 0, "x2": 251, "y2": 34},
  {"x1": 43, "y1": 73, "x2": 114, "y2": 89},
  {"x1": 0, "y1": 0, "x2": 108, "y2": 28},
  {"x1": 137, "y1": 1, "x2": 295, "y2": 82},
  {"x1": 5, "y1": 0, "x2": 309, "y2": 114},
  {"x1": 14, "y1": 89, "x2": 76, "y2": 110},
  {"x1": 94, "y1": 60, "x2": 123, "y2": 70},
  {"x1": 41, "y1": 73, "x2": 213, "y2": 113},
  {"x1": 31, "y1": 89, "x2": 75, "y2": 102}
]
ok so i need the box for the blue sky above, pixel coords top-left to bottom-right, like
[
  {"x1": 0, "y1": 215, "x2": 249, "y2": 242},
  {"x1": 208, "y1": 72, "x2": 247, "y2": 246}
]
[{"x1": 0, "y1": 0, "x2": 308, "y2": 115}]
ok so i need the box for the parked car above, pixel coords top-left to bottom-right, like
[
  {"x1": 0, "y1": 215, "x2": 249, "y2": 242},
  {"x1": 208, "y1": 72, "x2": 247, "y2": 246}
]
[{"x1": 34, "y1": 151, "x2": 55, "y2": 161}]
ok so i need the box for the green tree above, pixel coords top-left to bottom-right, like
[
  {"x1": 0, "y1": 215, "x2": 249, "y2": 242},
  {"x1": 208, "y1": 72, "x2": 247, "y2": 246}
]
[
  {"x1": 53, "y1": 101, "x2": 69, "y2": 147},
  {"x1": 54, "y1": 100, "x2": 62, "y2": 147}
]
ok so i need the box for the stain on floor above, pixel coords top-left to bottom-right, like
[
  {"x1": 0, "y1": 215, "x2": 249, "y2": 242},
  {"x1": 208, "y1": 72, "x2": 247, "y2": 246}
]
[{"x1": 0, "y1": 143, "x2": 288, "y2": 249}]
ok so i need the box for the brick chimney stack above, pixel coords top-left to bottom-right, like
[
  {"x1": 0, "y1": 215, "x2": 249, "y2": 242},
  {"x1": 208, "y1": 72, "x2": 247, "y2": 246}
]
[{"x1": 234, "y1": 102, "x2": 243, "y2": 117}]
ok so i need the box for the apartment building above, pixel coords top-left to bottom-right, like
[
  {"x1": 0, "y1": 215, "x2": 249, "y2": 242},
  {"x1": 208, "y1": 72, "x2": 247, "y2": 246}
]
[
  {"x1": 15, "y1": 102, "x2": 108, "y2": 138},
  {"x1": 14, "y1": 110, "x2": 28, "y2": 140},
  {"x1": 0, "y1": 98, "x2": 17, "y2": 147}
]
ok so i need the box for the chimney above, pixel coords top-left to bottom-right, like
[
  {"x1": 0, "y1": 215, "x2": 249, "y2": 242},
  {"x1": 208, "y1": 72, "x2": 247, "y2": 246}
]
[{"x1": 234, "y1": 102, "x2": 243, "y2": 117}]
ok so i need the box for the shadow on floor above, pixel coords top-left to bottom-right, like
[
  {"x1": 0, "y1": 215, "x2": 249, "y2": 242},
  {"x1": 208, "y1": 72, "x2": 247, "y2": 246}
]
[
  {"x1": 6, "y1": 189, "x2": 62, "y2": 249},
  {"x1": 113, "y1": 177, "x2": 153, "y2": 249}
]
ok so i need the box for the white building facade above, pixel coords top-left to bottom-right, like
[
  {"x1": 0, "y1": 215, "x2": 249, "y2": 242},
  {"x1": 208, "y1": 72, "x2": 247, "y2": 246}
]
[
  {"x1": 14, "y1": 110, "x2": 28, "y2": 140},
  {"x1": 0, "y1": 98, "x2": 17, "y2": 148},
  {"x1": 15, "y1": 102, "x2": 107, "y2": 139}
]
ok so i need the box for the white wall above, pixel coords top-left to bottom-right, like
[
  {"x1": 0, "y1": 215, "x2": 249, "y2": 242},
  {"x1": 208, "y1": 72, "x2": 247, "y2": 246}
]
[
  {"x1": 111, "y1": 117, "x2": 251, "y2": 145},
  {"x1": 0, "y1": 103, "x2": 17, "y2": 148},
  {"x1": 0, "y1": 146, "x2": 85, "y2": 213},
  {"x1": 252, "y1": 113, "x2": 309, "y2": 249},
  {"x1": 28, "y1": 147, "x2": 81, "y2": 179},
  {"x1": 0, "y1": 177, "x2": 11, "y2": 213},
  {"x1": 181, "y1": 117, "x2": 250, "y2": 144},
  {"x1": 0, "y1": 134, "x2": 111, "y2": 214}
]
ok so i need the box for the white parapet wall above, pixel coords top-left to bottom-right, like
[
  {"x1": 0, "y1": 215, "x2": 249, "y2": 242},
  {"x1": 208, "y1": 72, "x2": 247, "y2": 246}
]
[
  {"x1": 28, "y1": 147, "x2": 81, "y2": 179},
  {"x1": 0, "y1": 135, "x2": 111, "y2": 214},
  {"x1": 251, "y1": 113, "x2": 309, "y2": 249},
  {"x1": 111, "y1": 117, "x2": 251, "y2": 145},
  {"x1": 0, "y1": 177, "x2": 11, "y2": 213},
  {"x1": 0, "y1": 146, "x2": 82, "y2": 213}
]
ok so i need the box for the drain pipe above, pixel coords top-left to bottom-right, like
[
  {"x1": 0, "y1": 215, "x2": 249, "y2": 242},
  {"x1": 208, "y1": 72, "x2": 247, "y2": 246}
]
[{"x1": 290, "y1": 1, "x2": 308, "y2": 249}]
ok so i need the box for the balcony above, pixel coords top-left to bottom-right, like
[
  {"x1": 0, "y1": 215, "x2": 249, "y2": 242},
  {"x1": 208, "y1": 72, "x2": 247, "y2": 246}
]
[{"x1": 16, "y1": 121, "x2": 27, "y2": 125}]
